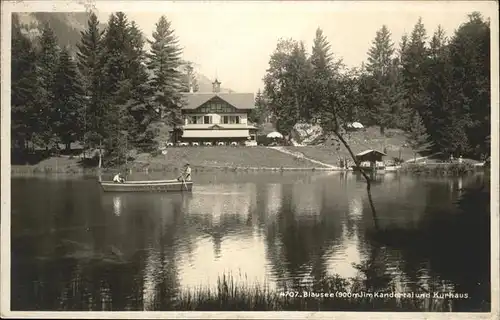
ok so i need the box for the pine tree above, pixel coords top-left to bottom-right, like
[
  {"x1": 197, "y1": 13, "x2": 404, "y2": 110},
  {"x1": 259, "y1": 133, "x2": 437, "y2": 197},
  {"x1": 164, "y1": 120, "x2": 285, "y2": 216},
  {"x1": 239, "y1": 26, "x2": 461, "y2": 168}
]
[
  {"x1": 447, "y1": 12, "x2": 490, "y2": 158},
  {"x1": 364, "y1": 25, "x2": 397, "y2": 134},
  {"x1": 398, "y1": 33, "x2": 409, "y2": 65},
  {"x1": 366, "y1": 25, "x2": 394, "y2": 77},
  {"x1": 11, "y1": 14, "x2": 40, "y2": 151},
  {"x1": 310, "y1": 28, "x2": 336, "y2": 73},
  {"x1": 125, "y1": 21, "x2": 153, "y2": 150},
  {"x1": 181, "y1": 61, "x2": 199, "y2": 93},
  {"x1": 401, "y1": 18, "x2": 428, "y2": 122},
  {"x1": 425, "y1": 25, "x2": 454, "y2": 153},
  {"x1": 53, "y1": 47, "x2": 85, "y2": 150},
  {"x1": 392, "y1": 33, "x2": 412, "y2": 130},
  {"x1": 249, "y1": 89, "x2": 268, "y2": 125},
  {"x1": 146, "y1": 15, "x2": 184, "y2": 144},
  {"x1": 100, "y1": 12, "x2": 136, "y2": 165},
  {"x1": 406, "y1": 112, "x2": 432, "y2": 162},
  {"x1": 263, "y1": 38, "x2": 300, "y2": 134},
  {"x1": 36, "y1": 22, "x2": 60, "y2": 150},
  {"x1": 310, "y1": 28, "x2": 341, "y2": 124},
  {"x1": 76, "y1": 12, "x2": 105, "y2": 162},
  {"x1": 287, "y1": 41, "x2": 313, "y2": 122}
]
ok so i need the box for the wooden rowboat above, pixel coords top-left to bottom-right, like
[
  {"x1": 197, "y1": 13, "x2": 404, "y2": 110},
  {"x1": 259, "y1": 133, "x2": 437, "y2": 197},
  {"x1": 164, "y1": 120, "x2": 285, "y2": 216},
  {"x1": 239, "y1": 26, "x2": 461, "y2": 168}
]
[{"x1": 99, "y1": 179, "x2": 193, "y2": 192}]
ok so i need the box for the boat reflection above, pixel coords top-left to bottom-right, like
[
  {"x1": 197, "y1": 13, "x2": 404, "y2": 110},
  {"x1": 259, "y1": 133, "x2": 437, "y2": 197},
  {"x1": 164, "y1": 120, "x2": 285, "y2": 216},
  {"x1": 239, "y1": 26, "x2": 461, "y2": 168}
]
[{"x1": 113, "y1": 196, "x2": 122, "y2": 217}]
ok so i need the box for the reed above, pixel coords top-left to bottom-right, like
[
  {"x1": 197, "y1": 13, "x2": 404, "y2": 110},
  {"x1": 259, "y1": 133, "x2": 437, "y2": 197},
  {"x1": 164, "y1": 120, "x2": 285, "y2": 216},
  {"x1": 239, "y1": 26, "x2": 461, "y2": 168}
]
[{"x1": 168, "y1": 273, "x2": 455, "y2": 311}]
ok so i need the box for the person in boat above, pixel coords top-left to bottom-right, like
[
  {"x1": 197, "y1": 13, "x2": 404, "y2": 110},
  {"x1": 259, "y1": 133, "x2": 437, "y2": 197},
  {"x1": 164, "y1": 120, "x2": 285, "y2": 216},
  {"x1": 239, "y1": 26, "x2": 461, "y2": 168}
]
[
  {"x1": 178, "y1": 163, "x2": 192, "y2": 182},
  {"x1": 113, "y1": 172, "x2": 125, "y2": 183}
]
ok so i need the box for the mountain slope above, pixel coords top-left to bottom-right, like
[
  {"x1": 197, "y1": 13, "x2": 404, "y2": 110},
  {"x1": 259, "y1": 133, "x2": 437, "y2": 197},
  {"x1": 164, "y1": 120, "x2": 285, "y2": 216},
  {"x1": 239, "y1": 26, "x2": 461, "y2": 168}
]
[{"x1": 15, "y1": 12, "x2": 97, "y2": 49}]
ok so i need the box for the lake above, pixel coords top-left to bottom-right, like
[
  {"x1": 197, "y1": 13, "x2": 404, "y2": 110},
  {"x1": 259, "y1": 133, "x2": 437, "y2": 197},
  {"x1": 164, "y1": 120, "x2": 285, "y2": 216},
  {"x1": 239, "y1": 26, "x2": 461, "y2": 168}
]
[{"x1": 10, "y1": 171, "x2": 490, "y2": 311}]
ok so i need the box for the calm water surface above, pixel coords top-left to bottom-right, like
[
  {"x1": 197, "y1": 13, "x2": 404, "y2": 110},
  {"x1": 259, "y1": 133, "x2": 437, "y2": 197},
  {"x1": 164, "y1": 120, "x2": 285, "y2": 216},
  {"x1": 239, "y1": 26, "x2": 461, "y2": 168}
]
[{"x1": 11, "y1": 171, "x2": 490, "y2": 311}]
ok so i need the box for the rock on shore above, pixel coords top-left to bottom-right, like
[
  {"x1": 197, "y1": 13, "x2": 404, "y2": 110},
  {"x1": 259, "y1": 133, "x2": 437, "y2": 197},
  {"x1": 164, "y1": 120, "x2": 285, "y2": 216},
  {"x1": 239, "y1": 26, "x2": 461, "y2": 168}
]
[{"x1": 290, "y1": 123, "x2": 324, "y2": 146}]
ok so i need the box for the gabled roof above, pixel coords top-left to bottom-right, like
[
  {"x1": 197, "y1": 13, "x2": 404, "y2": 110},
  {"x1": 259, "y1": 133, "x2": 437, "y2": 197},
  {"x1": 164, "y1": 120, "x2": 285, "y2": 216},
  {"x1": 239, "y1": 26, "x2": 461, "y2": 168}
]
[
  {"x1": 182, "y1": 92, "x2": 255, "y2": 110},
  {"x1": 355, "y1": 149, "x2": 387, "y2": 157}
]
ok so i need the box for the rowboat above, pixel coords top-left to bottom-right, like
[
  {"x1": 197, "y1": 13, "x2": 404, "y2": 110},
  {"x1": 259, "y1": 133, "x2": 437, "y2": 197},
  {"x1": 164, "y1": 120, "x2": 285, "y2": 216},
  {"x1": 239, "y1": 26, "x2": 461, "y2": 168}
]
[{"x1": 99, "y1": 179, "x2": 193, "y2": 192}]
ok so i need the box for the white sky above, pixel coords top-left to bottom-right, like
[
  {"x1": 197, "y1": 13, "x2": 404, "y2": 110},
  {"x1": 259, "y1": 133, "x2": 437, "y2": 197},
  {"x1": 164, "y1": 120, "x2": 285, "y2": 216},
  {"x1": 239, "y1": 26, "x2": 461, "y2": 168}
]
[
  {"x1": 5, "y1": 1, "x2": 498, "y2": 93},
  {"x1": 90, "y1": 2, "x2": 495, "y2": 93}
]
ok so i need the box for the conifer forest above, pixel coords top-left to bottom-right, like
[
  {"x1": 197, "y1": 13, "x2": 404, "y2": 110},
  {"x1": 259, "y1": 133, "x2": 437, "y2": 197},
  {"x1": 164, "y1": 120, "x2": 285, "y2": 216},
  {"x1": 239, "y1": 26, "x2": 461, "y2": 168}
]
[{"x1": 11, "y1": 12, "x2": 491, "y2": 166}]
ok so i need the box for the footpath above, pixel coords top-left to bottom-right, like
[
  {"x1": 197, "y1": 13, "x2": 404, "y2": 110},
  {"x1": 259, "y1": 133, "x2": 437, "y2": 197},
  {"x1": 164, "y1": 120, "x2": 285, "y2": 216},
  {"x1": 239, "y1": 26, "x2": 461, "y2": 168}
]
[{"x1": 268, "y1": 146, "x2": 341, "y2": 170}]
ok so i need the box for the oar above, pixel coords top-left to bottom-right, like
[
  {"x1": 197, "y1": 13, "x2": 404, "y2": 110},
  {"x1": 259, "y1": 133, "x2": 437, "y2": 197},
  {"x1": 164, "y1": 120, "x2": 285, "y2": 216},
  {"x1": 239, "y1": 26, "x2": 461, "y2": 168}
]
[
  {"x1": 181, "y1": 177, "x2": 188, "y2": 191},
  {"x1": 177, "y1": 171, "x2": 188, "y2": 191}
]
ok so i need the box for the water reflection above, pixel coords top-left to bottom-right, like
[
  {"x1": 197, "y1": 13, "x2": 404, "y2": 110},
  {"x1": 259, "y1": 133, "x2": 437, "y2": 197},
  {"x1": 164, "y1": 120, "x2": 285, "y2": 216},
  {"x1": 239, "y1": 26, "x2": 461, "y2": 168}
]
[
  {"x1": 326, "y1": 195, "x2": 364, "y2": 279},
  {"x1": 112, "y1": 196, "x2": 122, "y2": 217},
  {"x1": 10, "y1": 172, "x2": 489, "y2": 311}
]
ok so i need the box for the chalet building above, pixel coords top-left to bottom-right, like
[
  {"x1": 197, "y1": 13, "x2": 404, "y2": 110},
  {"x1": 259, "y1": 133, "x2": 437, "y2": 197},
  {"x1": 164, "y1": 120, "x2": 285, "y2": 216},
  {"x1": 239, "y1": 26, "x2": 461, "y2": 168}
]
[{"x1": 174, "y1": 79, "x2": 258, "y2": 145}]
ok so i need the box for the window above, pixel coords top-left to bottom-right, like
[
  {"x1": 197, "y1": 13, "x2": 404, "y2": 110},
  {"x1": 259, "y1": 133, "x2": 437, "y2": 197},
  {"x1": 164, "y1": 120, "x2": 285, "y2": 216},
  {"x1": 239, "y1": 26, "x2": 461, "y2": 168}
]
[
  {"x1": 196, "y1": 101, "x2": 238, "y2": 113},
  {"x1": 231, "y1": 116, "x2": 240, "y2": 124},
  {"x1": 189, "y1": 116, "x2": 203, "y2": 124},
  {"x1": 222, "y1": 106, "x2": 234, "y2": 113},
  {"x1": 204, "y1": 116, "x2": 212, "y2": 124},
  {"x1": 222, "y1": 116, "x2": 240, "y2": 124}
]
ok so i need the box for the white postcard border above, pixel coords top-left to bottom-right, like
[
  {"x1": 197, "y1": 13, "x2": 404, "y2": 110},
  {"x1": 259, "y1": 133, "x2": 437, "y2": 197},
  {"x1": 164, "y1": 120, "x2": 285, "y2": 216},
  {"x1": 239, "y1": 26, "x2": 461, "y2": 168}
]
[{"x1": 1, "y1": 1, "x2": 498, "y2": 319}]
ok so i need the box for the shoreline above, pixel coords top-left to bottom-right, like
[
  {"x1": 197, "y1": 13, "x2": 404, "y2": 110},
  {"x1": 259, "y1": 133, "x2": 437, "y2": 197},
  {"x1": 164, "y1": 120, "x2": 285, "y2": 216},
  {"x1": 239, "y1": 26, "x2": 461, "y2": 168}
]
[
  {"x1": 10, "y1": 162, "x2": 485, "y2": 177},
  {"x1": 10, "y1": 142, "x2": 487, "y2": 177},
  {"x1": 10, "y1": 164, "x2": 343, "y2": 175}
]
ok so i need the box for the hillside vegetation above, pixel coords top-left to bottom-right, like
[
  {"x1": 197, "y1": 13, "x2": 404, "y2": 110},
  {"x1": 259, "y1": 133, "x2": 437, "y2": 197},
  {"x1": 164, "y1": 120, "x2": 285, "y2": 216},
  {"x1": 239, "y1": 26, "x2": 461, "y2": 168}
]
[
  {"x1": 15, "y1": 12, "x2": 96, "y2": 50},
  {"x1": 284, "y1": 126, "x2": 416, "y2": 166},
  {"x1": 259, "y1": 14, "x2": 490, "y2": 163}
]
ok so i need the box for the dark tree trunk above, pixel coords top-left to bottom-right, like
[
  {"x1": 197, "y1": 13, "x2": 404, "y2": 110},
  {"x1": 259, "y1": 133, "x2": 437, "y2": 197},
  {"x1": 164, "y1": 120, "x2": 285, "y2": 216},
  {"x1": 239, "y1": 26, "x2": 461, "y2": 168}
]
[{"x1": 334, "y1": 130, "x2": 379, "y2": 230}]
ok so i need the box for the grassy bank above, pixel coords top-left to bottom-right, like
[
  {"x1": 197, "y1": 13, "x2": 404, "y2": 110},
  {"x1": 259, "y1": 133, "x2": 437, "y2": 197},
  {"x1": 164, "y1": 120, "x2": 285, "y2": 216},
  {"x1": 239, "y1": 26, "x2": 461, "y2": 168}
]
[
  {"x1": 284, "y1": 145, "x2": 415, "y2": 166},
  {"x1": 11, "y1": 146, "x2": 332, "y2": 175},
  {"x1": 145, "y1": 146, "x2": 330, "y2": 169},
  {"x1": 287, "y1": 126, "x2": 419, "y2": 165},
  {"x1": 168, "y1": 274, "x2": 457, "y2": 311},
  {"x1": 10, "y1": 136, "x2": 485, "y2": 176},
  {"x1": 10, "y1": 149, "x2": 485, "y2": 177}
]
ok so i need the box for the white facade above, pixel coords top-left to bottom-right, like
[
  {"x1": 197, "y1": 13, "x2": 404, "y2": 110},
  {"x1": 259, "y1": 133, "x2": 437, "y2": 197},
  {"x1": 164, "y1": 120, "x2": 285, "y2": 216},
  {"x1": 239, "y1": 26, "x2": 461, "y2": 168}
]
[
  {"x1": 182, "y1": 129, "x2": 250, "y2": 138},
  {"x1": 184, "y1": 113, "x2": 248, "y2": 126}
]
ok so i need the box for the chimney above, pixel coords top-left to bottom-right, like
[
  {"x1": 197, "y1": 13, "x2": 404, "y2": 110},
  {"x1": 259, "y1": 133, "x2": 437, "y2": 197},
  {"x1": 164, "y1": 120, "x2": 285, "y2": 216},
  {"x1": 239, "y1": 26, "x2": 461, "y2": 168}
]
[{"x1": 212, "y1": 79, "x2": 221, "y2": 94}]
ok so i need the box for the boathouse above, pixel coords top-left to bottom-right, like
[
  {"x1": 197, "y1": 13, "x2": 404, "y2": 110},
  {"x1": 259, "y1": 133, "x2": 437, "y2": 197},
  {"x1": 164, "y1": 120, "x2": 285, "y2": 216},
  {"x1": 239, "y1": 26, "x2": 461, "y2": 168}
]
[{"x1": 355, "y1": 149, "x2": 387, "y2": 168}]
